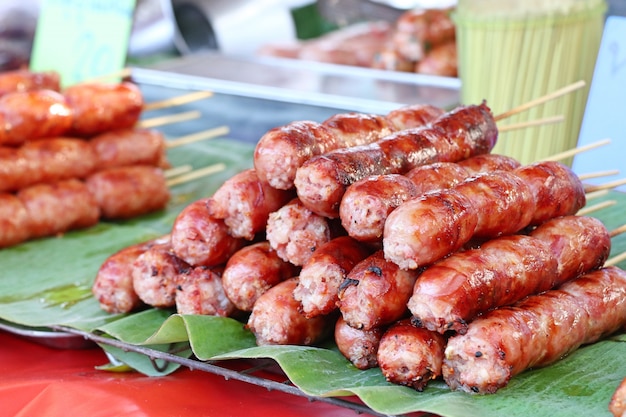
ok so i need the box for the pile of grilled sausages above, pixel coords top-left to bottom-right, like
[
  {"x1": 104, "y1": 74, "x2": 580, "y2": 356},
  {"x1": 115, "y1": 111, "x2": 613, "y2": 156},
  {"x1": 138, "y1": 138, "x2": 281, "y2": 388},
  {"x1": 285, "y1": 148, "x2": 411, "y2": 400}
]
[
  {"x1": 0, "y1": 69, "x2": 173, "y2": 248},
  {"x1": 91, "y1": 86, "x2": 626, "y2": 396}
]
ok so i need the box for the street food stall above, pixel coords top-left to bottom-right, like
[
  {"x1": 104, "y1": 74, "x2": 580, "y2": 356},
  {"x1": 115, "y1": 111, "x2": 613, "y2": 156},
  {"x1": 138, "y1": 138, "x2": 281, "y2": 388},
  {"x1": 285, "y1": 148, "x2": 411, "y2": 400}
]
[{"x1": 1, "y1": 1, "x2": 625, "y2": 416}]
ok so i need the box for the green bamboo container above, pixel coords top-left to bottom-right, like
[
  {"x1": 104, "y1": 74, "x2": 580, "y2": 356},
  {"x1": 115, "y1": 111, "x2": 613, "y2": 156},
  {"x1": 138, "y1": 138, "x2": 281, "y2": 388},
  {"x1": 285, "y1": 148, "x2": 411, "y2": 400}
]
[{"x1": 453, "y1": 0, "x2": 607, "y2": 164}]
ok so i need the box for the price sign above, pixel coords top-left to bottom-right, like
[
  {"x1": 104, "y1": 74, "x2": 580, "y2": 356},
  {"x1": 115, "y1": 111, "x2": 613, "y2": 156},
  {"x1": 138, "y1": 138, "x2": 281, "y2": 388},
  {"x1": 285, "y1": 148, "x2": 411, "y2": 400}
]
[
  {"x1": 573, "y1": 16, "x2": 626, "y2": 191},
  {"x1": 30, "y1": 0, "x2": 137, "y2": 87}
]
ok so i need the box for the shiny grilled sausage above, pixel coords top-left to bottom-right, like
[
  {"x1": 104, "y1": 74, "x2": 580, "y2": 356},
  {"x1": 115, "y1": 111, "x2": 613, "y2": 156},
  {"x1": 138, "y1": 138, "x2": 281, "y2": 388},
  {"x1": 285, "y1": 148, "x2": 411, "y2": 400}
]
[
  {"x1": 17, "y1": 179, "x2": 100, "y2": 238},
  {"x1": 0, "y1": 90, "x2": 73, "y2": 146},
  {"x1": 334, "y1": 316, "x2": 386, "y2": 370},
  {"x1": 131, "y1": 242, "x2": 191, "y2": 308},
  {"x1": 339, "y1": 174, "x2": 421, "y2": 243},
  {"x1": 377, "y1": 318, "x2": 447, "y2": 391},
  {"x1": 92, "y1": 235, "x2": 170, "y2": 313},
  {"x1": 340, "y1": 154, "x2": 521, "y2": 243},
  {"x1": 610, "y1": 378, "x2": 626, "y2": 417},
  {"x1": 456, "y1": 153, "x2": 521, "y2": 175},
  {"x1": 266, "y1": 197, "x2": 340, "y2": 266},
  {"x1": 0, "y1": 193, "x2": 30, "y2": 248},
  {"x1": 407, "y1": 215, "x2": 611, "y2": 335},
  {"x1": 175, "y1": 265, "x2": 237, "y2": 316},
  {"x1": 91, "y1": 128, "x2": 169, "y2": 170},
  {"x1": 253, "y1": 104, "x2": 443, "y2": 190},
  {"x1": 207, "y1": 168, "x2": 294, "y2": 240},
  {"x1": 64, "y1": 81, "x2": 143, "y2": 137},
  {"x1": 337, "y1": 250, "x2": 420, "y2": 331},
  {"x1": 294, "y1": 102, "x2": 497, "y2": 218},
  {"x1": 0, "y1": 69, "x2": 61, "y2": 96},
  {"x1": 0, "y1": 138, "x2": 98, "y2": 192},
  {"x1": 221, "y1": 241, "x2": 300, "y2": 312},
  {"x1": 515, "y1": 160, "x2": 586, "y2": 226},
  {"x1": 247, "y1": 277, "x2": 333, "y2": 346},
  {"x1": 443, "y1": 266, "x2": 626, "y2": 394},
  {"x1": 392, "y1": 8, "x2": 456, "y2": 62},
  {"x1": 293, "y1": 236, "x2": 373, "y2": 318},
  {"x1": 85, "y1": 165, "x2": 170, "y2": 219},
  {"x1": 383, "y1": 161, "x2": 585, "y2": 270},
  {"x1": 170, "y1": 198, "x2": 246, "y2": 267}
]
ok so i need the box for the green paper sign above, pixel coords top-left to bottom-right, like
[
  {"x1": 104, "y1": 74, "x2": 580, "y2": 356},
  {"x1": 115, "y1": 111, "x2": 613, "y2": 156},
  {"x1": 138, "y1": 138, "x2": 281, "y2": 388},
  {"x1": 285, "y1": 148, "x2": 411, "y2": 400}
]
[{"x1": 30, "y1": 0, "x2": 137, "y2": 87}]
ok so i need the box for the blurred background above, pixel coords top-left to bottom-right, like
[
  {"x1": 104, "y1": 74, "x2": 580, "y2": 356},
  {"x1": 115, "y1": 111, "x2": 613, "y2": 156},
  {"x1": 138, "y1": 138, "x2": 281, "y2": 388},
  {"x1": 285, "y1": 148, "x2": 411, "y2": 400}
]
[{"x1": 3, "y1": 0, "x2": 623, "y2": 72}]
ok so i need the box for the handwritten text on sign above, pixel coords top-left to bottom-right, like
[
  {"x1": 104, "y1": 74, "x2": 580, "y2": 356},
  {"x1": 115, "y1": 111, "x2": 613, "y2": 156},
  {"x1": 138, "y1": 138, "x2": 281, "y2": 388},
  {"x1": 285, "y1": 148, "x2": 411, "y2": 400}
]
[{"x1": 30, "y1": 0, "x2": 137, "y2": 87}]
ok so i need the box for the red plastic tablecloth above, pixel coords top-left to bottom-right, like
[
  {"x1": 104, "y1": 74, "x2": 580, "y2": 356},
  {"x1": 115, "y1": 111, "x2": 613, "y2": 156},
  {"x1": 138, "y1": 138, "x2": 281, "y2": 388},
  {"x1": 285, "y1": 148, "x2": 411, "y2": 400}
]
[{"x1": 0, "y1": 331, "x2": 377, "y2": 417}]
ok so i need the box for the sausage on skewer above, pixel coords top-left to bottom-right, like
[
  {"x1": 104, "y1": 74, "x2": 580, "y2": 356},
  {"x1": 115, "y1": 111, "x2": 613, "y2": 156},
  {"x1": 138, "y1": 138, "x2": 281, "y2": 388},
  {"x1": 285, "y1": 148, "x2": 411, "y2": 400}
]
[
  {"x1": 221, "y1": 241, "x2": 300, "y2": 312},
  {"x1": 92, "y1": 234, "x2": 170, "y2": 313},
  {"x1": 64, "y1": 81, "x2": 144, "y2": 137},
  {"x1": 247, "y1": 277, "x2": 333, "y2": 346},
  {"x1": 0, "y1": 69, "x2": 61, "y2": 96},
  {"x1": 340, "y1": 153, "x2": 522, "y2": 242},
  {"x1": 442, "y1": 266, "x2": 626, "y2": 394},
  {"x1": 170, "y1": 198, "x2": 246, "y2": 267},
  {"x1": 383, "y1": 161, "x2": 585, "y2": 270},
  {"x1": 377, "y1": 318, "x2": 447, "y2": 391},
  {"x1": 254, "y1": 104, "x2": 444, "y2": 190},
  {"x1": 85, "y1": 165, "x2": 170, "y2": 220},
  {"x1": 407, "y1": 215, "x2": 611, "y2": 334},
  {"x1": 334, "y1": 316, "x2": 386, "y2": 370},
  {"x1": 207, "y1": 168, "x2": 294, "y2": 240},
  {"x1": 175, "y1": 265, "x2": 237, "y2": 316},
  {"x1": 294, "y1": 102, "x2": 498, "y2": 218},
  {"x1": 0, "y1": 90, "x2": 73, "y2": 146},
  {"x1": 337, "y1": 250, "x2": 420, "y2": 331},
  {"x1": 293, "y1": 236, "x2": 373, "y2": 318}
]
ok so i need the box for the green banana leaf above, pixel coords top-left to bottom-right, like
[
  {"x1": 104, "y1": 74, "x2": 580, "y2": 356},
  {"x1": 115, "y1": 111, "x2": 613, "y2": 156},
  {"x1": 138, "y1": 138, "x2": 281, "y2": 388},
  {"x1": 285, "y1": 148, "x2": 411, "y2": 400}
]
[{"x1": 1, "y1": 136, "x2": 625, "y2": 417}]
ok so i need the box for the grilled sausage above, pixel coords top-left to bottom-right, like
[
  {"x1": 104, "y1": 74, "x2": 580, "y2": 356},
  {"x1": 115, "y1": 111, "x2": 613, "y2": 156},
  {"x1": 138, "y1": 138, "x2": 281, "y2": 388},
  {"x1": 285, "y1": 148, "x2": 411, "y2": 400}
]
[
  {"x1": 132, "y1": 242, "x2": 191, "y2": 308},
  {"x1": 293, "y1": 236, "x2": 373, "y2": 318},
  {"x1": 170, "y1": 198, "x2": 246, "y2": 267},
  {"x1": 0, "y1": 193, "x2": 30, "y2": 248},
  {"x1": 294, "y1": 102, "x2": 498, "y2": 218},
  {"x1": 64, "y1": 81, "x2": 143, "y2": 137},
  {"x1": 0, "y1": 69, "x2": 61, "y2": 96},
  {"x1": 175, "y1": 265, "x2": 237, "y2": 316},
  {"x1": 266, "y1": 197, "x2": 339, "y2": 266},
  {"x1": 92, "y1": 235, "x2": 170, "y2": 313},
  {"x1": 407, "y1": 215, "x2": 611, "y2": 334},
  {"x1": 377, "y1": 318, "x2": 447, "y2": 391},
  {"x1": 337, "y1": 250, "x2": 420, "y2": 331},
  {"x1": 334, "y1": 316, "x2": 386, "y2": 370},
  {"x1": 91, "y1": 128, "x2": 169, "y2": 170},
  {"x1": 247, "y1": 277, "x2": 333, "y2": 346},
  {"x1": 442, "y1": 266, "x2": 626, "y2": 394},
  {"x1": 221, "y1": 241, "x2": 300, "y2": 312},
  {"x1": 254, "y1": 104, "x2": 443, "y2": 190},
  {"x1": 85, "y1": 165, "x2": 170, "y2": 219},
  {"x1": 207, "y1": 168, "x2": 294, "y2": 240},
  {"x1": 17, "y1": 179, "x2": 100, "y2": 238},
  {"x1": 0, "y1": 90, "x2": 73, "y2": 146},
  {"x1": 383, "y1": 161, "x2": 585, "y2": 270}
]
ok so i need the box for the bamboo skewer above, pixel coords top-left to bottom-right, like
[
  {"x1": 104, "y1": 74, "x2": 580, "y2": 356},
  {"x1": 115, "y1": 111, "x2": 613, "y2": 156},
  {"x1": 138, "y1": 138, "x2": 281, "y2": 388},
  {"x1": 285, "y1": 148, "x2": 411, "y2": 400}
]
[
  {"x1": 579, "y1": 170, "x2": 620, "y2": 181},
  {"x1": 577, "y1": 200, "x2": 617, "y2": 216},
  {"x1": 541, "y1": 138, "x2": 611, "y2": 162},
  {"x1": 166, "y1": 126, "x2": 230, "y2": 148},
  {"x1": 164, "y1": 165, "x2": 193, "y2": 178},
  {"x1": 137, "y1": 110, "x2": 202, "y2": 129},
  {"x1": 584, "y1": 178, "x2": 626, "y2": 193},
  {"x1": 166, "y1": 163, "x2": 227, "y2": 187},
  {"x1": 498, "y1": 115, "x2": 564, "y2": 132},
  {"x1": 585, "y1": 189, "x2": 610, "y2": 201},
  {"x1": 605, "y1": 251, "x2": 626, "y2": 267},
  {"x1": 494, "y1": 80, "x2": 586, "y2": 121},
  {"x1": 143, "y1": 91, "x2": 214, "y2": 112},
  {"x1": 84, "y1": 68, "x2": 133, "y2": 83},
  {"x1": 610, "y1": 224, "x2": 626, "y2": 239}
]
